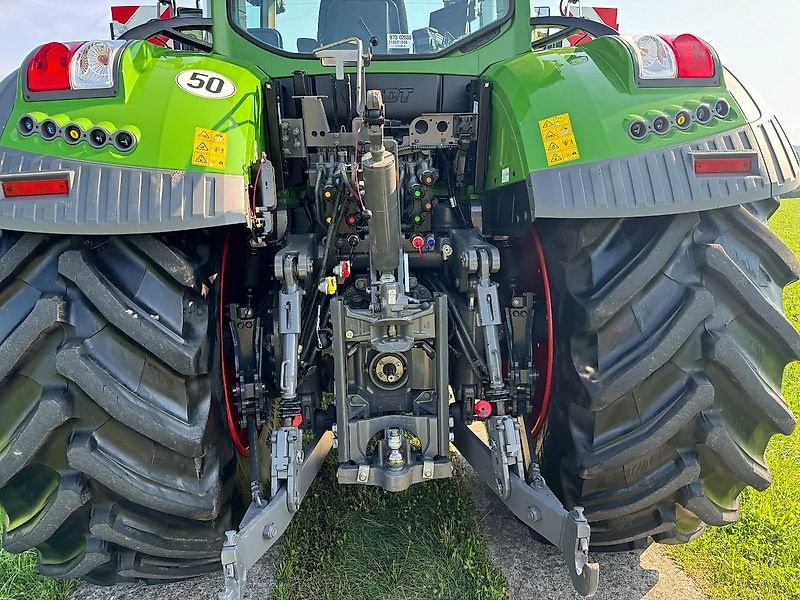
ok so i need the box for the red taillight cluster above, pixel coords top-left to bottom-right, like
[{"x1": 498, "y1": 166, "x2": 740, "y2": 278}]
[
  {"x1": 26, "y1": 42, "x2": 82, "y2": 92},
  {"x1": 25, "y1": 40, "x2": 127, "y2": 96},
  {"x1": 624, "y1": 33, "x2": 718, "y2": 84},
  {"x1": 660, "y1": 34, "x2": 716, "y2": 79}
]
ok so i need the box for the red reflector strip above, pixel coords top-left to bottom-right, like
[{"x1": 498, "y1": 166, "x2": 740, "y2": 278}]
[
  {"x1": 2, "y1": 178, "x2": 70, "y2": 198},
  {"x1": 694, "y1": 157, "x2": 753, "y2": 175}
]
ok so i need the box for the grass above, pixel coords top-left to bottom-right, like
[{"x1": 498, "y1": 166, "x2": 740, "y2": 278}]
[
  {"x1": 668, "y1": 199, "x2": 800, "y2": 600},
  {"x1": 0, "y1": 511, "x2": 79, "y2": 600},
  {"x1": 272, "y1": 457, "x2": 507, "y2": 600},
  {"x1": 0, "y1": 553, "x2": 78, "y2": 600}
]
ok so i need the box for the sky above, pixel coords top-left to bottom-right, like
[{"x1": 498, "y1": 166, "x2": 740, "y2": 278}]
[{"x1": 0, "y1": 0, "x2": 798, "y2": 142}]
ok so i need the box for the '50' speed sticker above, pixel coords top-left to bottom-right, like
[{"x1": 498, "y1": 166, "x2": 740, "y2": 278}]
[{"x1": 176, "y1": 70, "x2": 236, "y2": 99}]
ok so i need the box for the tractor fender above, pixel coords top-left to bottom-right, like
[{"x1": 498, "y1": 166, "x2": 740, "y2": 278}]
[
  {"x1": 0, "y1": 42, "x2": 264, "y2": 235},
  {"x1": 481, "y1": 37, "x2": 799, "y2": 223}
]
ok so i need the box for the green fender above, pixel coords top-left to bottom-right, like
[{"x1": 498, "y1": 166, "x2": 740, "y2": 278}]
[
  {"x1": 1, "y1": 41, "x2": 265, "y2": 178},
  {"x1": 0, "y1": 41, "x2": 270, "y2": 234},
  {"x1": 483, "y1": 36, "x2": 745, "y2": 190}
]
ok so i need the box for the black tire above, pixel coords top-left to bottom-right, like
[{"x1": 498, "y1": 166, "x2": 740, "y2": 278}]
[
  {"x1": 0, "y1": 232, "x2": 235, "y2": 583},
  {"x1": 538, "y1": 199, "x2": 799, "y2": 550}
]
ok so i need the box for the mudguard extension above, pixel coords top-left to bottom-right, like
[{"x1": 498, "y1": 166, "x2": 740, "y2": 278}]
[{"x1": 0, "y1": 147, "x2": 247, "y2": 234}]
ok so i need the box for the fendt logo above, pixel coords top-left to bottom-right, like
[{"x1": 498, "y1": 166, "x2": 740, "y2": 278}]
[{"x1": 381, "y1": 88, "x2": 414, "y2": 103}]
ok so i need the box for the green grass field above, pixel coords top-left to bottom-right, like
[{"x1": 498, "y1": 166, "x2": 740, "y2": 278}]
[
  {"x1": 0, "y1": 202, "x2": 798, "y2": 600},
  {"x1": 0, "y1": 527, "x2": 78, "y2": 600},
  {"x1": 668, "y1": 200, "x2": 800, "y2": 600},
  {"x1": 272, "y1": 457, "x2": 506, "y2": 600}
]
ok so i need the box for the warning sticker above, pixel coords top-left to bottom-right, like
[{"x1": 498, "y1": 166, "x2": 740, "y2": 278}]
[
  {"x1": 387, "y1": 33, "x2": 413, "y2": 50},
  {"x1": 538, "y1": 113, "x2": 580, "y2": 167},
  {"x1": 192, "y1": 127, "x2": 228, "y2": 170}
]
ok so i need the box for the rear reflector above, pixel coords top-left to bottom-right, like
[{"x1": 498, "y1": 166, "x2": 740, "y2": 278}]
[
  {"x1": 694, "y1": 157, "x2": 753, "y2": 175},
  {"x1": 2, "y1": 178, "x2": 70, "y2": 198}
]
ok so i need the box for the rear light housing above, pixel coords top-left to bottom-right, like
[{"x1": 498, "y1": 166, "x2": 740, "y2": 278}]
[
  {"x1": 622, "y1": 34, "x2": 720, "y2": 87},
  {"x1": 24, "y1": 40, "x2": 127, "y2": 101},
  {"x1": 628, "y1": 35, "x2": 677, "y2": 80},
  {"x1": 660, "y1": 34, "x2": 716, "y2": 79},
  {"x1": 70, "y1": 41, "x2": 127, "y2": 90}
]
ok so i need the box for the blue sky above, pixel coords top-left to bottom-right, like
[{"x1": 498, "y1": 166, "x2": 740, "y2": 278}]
[{"x1": 1, "y1": 0, "x2": 798, "y2": 142}]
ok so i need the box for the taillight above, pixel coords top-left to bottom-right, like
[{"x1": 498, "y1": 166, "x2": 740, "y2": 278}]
[
  {"x1": 660, "y1": 34, "x2": 715, "y2": 79},
  {"x1": 27, "y1": 42, "x2": 82, "y2": 92},
  {"x1": 624, "y1": 34, "x2": 718, "y2": 83},
  {"x1": 694, "y1": 156, "x2": 754, "y2": 175},
  {"x1": 2, "y1": 177, "x2": 70, "y2": 198},
  {"x1": 26, "y1": 40, "x2": 126, "y2": 96}
]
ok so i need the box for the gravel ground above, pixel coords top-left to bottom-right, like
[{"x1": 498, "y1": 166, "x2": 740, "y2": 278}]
[
  {"x1": 72, "y1": 545, "x2": 281, "y2": 600},
  {"x1": 73, "y1": 471, "x2": 708, "y2": 600}
]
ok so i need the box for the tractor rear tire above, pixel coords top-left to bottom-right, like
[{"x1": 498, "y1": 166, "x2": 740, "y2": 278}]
[
  {"x1": 538, "y1": 199, "x2": 799, "y2": 549},
  {"x1": 0, "y1": 231, "x2": 235, "y2": 583}
]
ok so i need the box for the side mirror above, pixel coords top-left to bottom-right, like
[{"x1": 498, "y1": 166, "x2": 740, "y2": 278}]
[{"x1": 297, "y1": 38, "x2": 319, "y2": 53}]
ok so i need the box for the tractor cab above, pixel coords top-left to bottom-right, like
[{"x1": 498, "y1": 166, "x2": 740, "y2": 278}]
[{"x1": 230, "y1": 0, "x2": 510, "y2": 55}]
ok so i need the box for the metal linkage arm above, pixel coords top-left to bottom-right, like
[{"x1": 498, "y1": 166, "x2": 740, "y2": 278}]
[
  {"x1": 218, "y1": 430, "x2": 334, "y2": 600},
  {"x1": 452, "y1": 417, "x2": 599, "y2": 598},
  {"x1": 274, "y1": 236, "x2": 315, "y2": 422},
  {"x1": 475, "y1": 249, "x2": 505, "y2": 395},
  {"x1": 450, "y1": 230, "x2": 507, "y2": 401}
]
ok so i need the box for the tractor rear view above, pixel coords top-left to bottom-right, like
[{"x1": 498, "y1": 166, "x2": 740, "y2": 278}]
[{"x1": 0, "y1": 1, "x2": 797, "y2": 598}]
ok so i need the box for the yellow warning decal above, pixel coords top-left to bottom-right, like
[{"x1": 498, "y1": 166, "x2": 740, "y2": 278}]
[
  {"x1": 538, "y1": 114, "x2": 580, "y2": 167},
  {"x1": 192, "y1": 127, "x2": 228, "y2": 170}
]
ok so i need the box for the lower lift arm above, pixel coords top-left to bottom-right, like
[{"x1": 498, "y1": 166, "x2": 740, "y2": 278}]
[
  {"x1": 218, "y1": 430, "x2": 334, "y2": 600},
  {"x1": 452, "y1": 416, "x2": 600, "y2": 598}
]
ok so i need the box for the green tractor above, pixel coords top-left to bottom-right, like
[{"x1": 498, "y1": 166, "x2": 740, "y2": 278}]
[{"x1": 0, "y1": 1, "x2": 797, "y2": 597}]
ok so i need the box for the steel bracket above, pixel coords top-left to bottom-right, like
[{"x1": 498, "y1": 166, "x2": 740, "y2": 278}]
[
  {"x1": 218, "y1": 430, "x2": 334, "y2": 600},
  {"x1": 270, "y1": 427, "x2": 303, "y2": 511},
  {"x1": 487, "y1": 416, "x2": 524, "y2": 499},
  {"x1": 452, "y1": 418, "x2": 599, "y2": 598}
]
